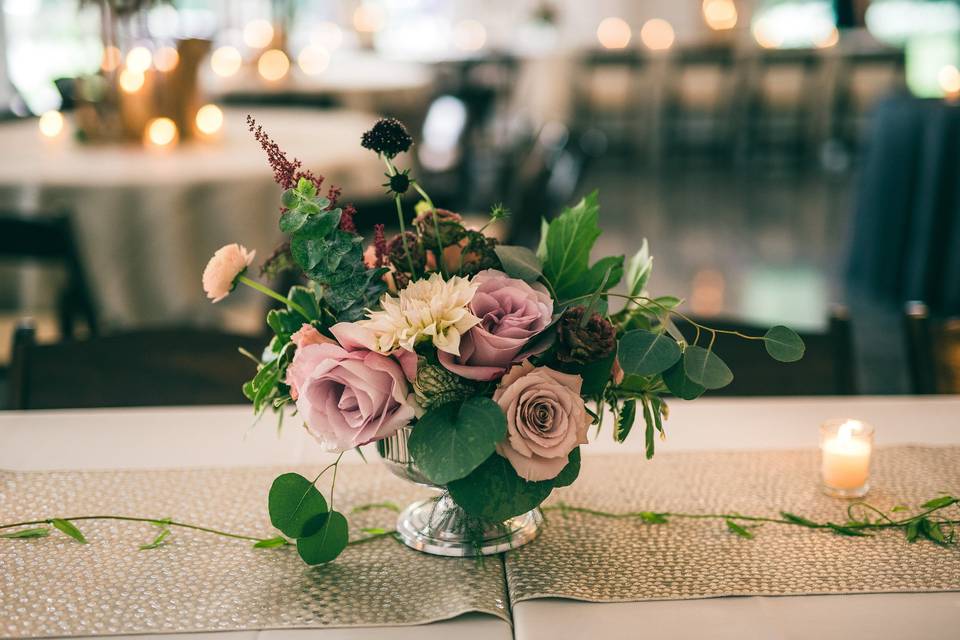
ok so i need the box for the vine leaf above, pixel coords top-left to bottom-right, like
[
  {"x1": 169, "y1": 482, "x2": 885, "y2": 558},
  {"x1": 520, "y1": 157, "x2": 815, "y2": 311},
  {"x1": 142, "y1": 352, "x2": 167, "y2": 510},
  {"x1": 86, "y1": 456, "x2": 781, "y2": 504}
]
[
  {"x1": 683, "y1": 346, "x2": 733, "y2": 390},
  {"x1": 252, "y1": 536, "x2": 288, "y2": 549},
  {"x1": 763, "y1": 326, "x2": 805, "y2": 362},
  {"x1": 0, "y1": 527, "x2": 50, "y2": 539},
  {"x1": 726, "y1": 519, "x2": 754, "y2": 539},
  {"x1": 51, "y1": 519, "x2": 87, "y2": 544},
  {"x1": 139, "y1": 528, "x2": 170, "y2": 550}
]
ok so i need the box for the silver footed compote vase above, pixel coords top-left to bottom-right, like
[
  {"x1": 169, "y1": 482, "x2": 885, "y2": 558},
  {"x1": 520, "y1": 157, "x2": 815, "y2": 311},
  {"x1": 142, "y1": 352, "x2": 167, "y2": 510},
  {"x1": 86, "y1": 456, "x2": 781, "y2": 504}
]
[{"x1": 377, "y1": 426, "x2": 543, "y2": 556}]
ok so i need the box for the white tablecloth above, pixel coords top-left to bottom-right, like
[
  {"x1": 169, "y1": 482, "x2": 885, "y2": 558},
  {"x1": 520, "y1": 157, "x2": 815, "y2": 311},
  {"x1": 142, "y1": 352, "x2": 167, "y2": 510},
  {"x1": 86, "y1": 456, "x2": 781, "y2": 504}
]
[
  {"x1": 2, "y1": 396, "x2": 959, "y2": 639},
  {"x1": 0, "y1": 107, "x2": 385, "y2": 330}
]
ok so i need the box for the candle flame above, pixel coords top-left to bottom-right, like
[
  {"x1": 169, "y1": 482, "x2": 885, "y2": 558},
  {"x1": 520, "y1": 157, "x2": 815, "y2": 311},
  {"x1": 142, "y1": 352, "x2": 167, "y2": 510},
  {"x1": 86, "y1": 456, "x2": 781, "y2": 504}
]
[{"x1": 837, "y1": 420, "x2": 862, "y2": 441}]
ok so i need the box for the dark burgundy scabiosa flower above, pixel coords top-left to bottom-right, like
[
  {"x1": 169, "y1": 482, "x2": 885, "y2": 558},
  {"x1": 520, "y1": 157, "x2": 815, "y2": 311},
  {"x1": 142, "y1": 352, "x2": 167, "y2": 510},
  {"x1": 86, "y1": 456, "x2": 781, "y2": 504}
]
[
  {"x1": 386, "y1": 231, "x2": 426, "y2": 274},
  {"x1": 556, "y1": 306, "x2": 617, "y2": 364},
  {"x1": 361, "y1": 118, "x2": 413, "y2": 158}
]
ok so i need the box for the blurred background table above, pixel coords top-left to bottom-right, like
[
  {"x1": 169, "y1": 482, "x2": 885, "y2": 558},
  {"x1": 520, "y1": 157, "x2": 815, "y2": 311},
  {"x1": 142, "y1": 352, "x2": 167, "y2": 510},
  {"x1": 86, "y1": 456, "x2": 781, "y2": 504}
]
[{"x1": 0, "y1": 107, "x2": 384, "y2": 331}]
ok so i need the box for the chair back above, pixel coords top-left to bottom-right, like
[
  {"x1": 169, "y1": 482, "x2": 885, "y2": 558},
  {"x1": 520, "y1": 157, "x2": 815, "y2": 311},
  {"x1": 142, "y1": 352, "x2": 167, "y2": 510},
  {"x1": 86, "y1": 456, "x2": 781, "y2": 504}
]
[
  {"x1": 7, "y1": 320, "x2": 268, "y2": 410},
  {"x1": 904, "y1": 301, "x2": 960, "y2": 394}
]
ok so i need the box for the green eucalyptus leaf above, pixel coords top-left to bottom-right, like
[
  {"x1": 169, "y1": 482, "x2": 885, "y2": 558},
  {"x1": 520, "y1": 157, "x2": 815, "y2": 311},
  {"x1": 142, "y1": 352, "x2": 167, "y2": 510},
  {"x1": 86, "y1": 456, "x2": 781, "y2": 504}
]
[
  {"x1": 139, "y1": 528, "x2": 170, "y2": 550},
  {"x1": 289, "y1": 209, "x2": 343, "y2": 271},
  {"x1": 683, "y1": 346, "x2": 733, "y2": 390},
  {"x1": 51, "y1": 519, "x2": 87, "y2": 544},
  {"x1": 619, "y1": 330, "x2": 681, "y2": 377},
  {"x1": 640, "y1": 511, "x2": 668, "y2": 524},
  {"x1": 920, "y1": 495, "x2": 957, "y2": 510},
  {"x1": 726, "y1": 519, "x2": 754, "y2": 539},
  {"x1": 279, "y1": 208, "x2": 308, "y2": 234},
  {"x1": 281, "y1": 189, "x2": 299, "y2": 209},
  {"x1": 780, "y1": 511, "x2": 819, "y2": 528},
  {"x1": 662, "y1": 361, "x2": 706, "y2": 400},
  {"x1": 0, "y1": 527, "x2": 50, "y2": 539},
  {"x1": 763, "y1": 326, "x2": 806, "y2": 363},
  {"x1": 408, "y1": 397, "x2": 508, "y2": 485},
  {"x1": 614, "y1": 399, "x2": 637, "y2": 443},
  {"x1": 253, "y1": 536, "x2": 289, "y2": 549},
  {"x1": 493, "y1": 245, "x2": 543, "y2": 282},
  {"x1": 268, "y1": 473, "x2": 329, "y2": 538},
  {"x1": 553, "y1": 448, "x2": 581, "y2": 488},
  {"x1": 296, "y1": 511, "x2": 349, "y2": 565},
  {"x1": 642, "y1": 398, "x2": 656, "y2": 459},
  {"x1": 448, "y1": 453, "x2": 554, "y2": 522}
]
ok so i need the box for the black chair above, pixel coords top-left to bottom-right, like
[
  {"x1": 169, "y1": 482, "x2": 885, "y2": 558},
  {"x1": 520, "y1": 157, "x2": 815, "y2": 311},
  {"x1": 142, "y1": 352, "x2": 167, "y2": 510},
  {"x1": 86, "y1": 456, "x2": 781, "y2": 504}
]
[
  {"x1": 573, "y1": 49, "x2": 648, "y2": 158},
  {"x1": 0, "y1": 211, "x2": 98, "y2": 338},
  {"x1": 904, "y1": 301, "x2": 960, "y2": 394},
  {"x1": 675, "y1": 305, "x2": 857, "y2": 396},
  {"x1": 7, "y1": 320, "x2": 269, "y2": 410}
]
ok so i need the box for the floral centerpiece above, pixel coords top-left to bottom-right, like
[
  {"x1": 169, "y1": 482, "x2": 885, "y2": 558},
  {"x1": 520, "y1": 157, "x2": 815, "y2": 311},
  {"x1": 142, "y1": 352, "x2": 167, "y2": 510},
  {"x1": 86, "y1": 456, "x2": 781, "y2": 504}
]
[{"x1": 202, "y1": 117, "x2": 807, "y2": 564}]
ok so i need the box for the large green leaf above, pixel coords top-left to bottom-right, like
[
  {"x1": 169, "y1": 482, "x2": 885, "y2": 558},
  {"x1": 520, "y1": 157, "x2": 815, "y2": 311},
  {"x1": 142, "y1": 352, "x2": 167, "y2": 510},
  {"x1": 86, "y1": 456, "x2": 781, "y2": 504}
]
[
  {"x1": 553, "y1": 448, "x2": 581, "y2": 488},
  {"x1": 763, "y1": 326, "x2": 806, "y2": 362},
  {"x1": 662, "y1": 360, "x2": 706, "y2": 400},
  {"x1": 618, "y1": 330, "x2": 681, "y2": 376},
  {"x1": 296, "y1": 511, "x2": 349, "y2": 565},
  {"x1": 287, "y1": 285, "x2": 320, "y2": 321},
  {"x1": 289, "y1": 209, "x2": 343, "y2": 271},
  {"x1": 538, "y1": 191, "x2": 603, "y2": 300},
  {"x1": 408, "y1": 397, "x2": 508, "y2": 485},
  {"x1": 624, "y1": 239, "x2": 652, "y2": 297},
  {"x1": 268, "y1": 473, "x2": 329, "y2": 538},
  {"x1": 614, "y1": 399, "x2": 637, "y2": 443},
  {"x1": 51, "y1": 519, "x2": 87, "y2": 544},
  {"x1": 448, "y1": 454, "x2": 554, "y2": 521},
  {"x1": 493, "y1": 245, "x2": 543, "y2": 282},
  {"x1": 683, "y1": 346, "x2": 733, "y2": 390}
]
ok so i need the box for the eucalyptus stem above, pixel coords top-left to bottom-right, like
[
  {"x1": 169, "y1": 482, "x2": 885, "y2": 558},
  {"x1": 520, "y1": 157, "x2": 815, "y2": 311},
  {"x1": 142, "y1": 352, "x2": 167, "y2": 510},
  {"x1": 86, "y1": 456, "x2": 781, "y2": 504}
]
[
  {"x1": 0, "y1": 515, "x2": 267, "y2": 542},
  {"x1": 237, "y1": 275, "x2": 310, "y2": 320}
]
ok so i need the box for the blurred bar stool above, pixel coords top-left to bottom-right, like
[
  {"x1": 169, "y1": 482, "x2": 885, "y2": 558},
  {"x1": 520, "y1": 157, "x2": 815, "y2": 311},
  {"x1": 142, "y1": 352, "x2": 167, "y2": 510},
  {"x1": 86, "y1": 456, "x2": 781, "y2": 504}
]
[
  {"x1": 7, "y1": 320, "x2": 268, "y2": 410},
  {"x1": 573, "y1": 49, "x2": 649, "y2": 158},
  {"x1": 830, "y1": 48, "x2": 905, "y2": 158},
  {"x1": 675, "y1": 305, "x2": 857, "y2": 396},
  {"x1": 904, "y1": 301, "x2": 960, "y2": 394}
]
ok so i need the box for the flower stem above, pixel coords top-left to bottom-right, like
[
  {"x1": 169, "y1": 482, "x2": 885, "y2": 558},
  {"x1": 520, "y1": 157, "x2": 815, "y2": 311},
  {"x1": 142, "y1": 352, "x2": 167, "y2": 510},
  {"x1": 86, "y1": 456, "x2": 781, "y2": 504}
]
[
  {"x1": 237, "y1": 275, "x2": 311, "y2": 320},
  {"x1": 0, "y1": 515, "x2": 267, "y2": 542}
]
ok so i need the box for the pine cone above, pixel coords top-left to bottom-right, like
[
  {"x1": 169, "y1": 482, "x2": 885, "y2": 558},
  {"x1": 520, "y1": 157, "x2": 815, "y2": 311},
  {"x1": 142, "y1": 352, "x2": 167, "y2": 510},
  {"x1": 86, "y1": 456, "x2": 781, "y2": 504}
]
[
  {"x1": 414, "y1": 362, "x2": 475, "y2": 411},
  {"x1": 457, "y1": 230, "x2": 502, "y2": 276},
  {"x1": 414, "y1": 208, "x2": 467, "y2": 247},
  {"x1": 386, "y1": 231, "x2": 426, "y2": 274},
  {"x1": 556, "y1": 306, "x2": 616, "y2": 364}
]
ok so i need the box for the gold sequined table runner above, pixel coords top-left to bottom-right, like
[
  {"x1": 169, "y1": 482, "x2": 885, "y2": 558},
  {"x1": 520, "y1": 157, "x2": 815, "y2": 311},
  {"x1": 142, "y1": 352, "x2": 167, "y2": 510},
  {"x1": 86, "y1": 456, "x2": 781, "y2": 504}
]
[
  {"x1": 508, "y1": 445, "x2": 960, "y2": 603},
  {"x1": 2, "y1": 446, "x2": 959, "y2": 638}
]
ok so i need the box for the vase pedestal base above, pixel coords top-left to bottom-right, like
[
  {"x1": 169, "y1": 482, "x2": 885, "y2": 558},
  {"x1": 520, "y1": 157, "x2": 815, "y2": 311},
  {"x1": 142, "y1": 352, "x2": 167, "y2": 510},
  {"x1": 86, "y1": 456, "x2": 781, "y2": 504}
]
[{"x1": 395, "y1": 494, "x2": 542, "y2": 557}]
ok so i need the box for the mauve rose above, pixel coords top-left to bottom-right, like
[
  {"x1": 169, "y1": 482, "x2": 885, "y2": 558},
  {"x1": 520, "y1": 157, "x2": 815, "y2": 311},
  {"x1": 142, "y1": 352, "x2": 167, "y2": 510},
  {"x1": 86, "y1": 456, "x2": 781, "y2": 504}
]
[
  {"x1": 493, "y1": 361, "x2": 590, "y2": 481},
  {"x1": 290, "y1": 324, "x2": 336, "y2": 350},
  {"x1": 438, "y1": 269, "x2": 553, "y2": 381},
  {"x1": 285, "y1": 322, "x2": 415, "y2": 452}
]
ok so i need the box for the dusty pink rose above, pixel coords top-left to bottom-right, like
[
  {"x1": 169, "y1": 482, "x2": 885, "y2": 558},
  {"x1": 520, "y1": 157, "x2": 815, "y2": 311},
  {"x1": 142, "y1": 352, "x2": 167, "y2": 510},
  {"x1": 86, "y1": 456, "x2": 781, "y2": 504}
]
[
  {"x1": 493, "y1": 361, "x2": 590, "y2": 481},
  {"x1": 286, "y1": 322, "x2": 415, "y2": 452},
  {"x1": 438, "y1": 269, "x2": 553, "y2": 381},
  {"x1": 291, "y1": 324, "x2": 336, "y2": 350},
  {"x1": 202, "y1": 243, "x2": 255, "y2": 303}
]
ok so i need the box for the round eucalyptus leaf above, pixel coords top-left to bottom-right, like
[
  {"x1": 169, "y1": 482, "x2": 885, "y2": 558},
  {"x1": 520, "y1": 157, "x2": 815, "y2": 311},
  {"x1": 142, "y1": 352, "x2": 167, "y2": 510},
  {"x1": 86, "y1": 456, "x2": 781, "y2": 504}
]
[
  {"x1": 663, "y1": 360, "x2": 706, "y2": 400},
  {"x1": 408, "y1": 397, "x2": 508, "y2": 485},
  {"x1": 493, "y1": 245, "x2": 543, "y2": 282},
  {"x1": 763, "y1": 325, "x2": 806, "y2": 363},
  {"x1": 618, "y1": 330, "x2": 681, "y2": 377},
  {"x1": 269, "y1": 473, "x2": 328, "y2": 538},
  {"x1": 682, "y1": 345, "x2": 733, "y2": 390},
  {"x1": 448, "y1": 454, "x2": 554, "y2": 522},
  {"x1": 296, "y1": 511, "x2": 349, "y2": 565}
]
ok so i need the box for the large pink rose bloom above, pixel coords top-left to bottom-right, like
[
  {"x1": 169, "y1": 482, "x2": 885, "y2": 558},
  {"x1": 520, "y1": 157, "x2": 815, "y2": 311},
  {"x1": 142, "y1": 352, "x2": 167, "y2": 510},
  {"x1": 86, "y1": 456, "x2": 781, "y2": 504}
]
[
  {"x1": 493, "y1": 361, "x2": 590, "y2": 481},
  {"x1": 286, "y1": 323, "x2": 415, "y2": 452},
  {"x1": 438, "y1": 269, "x2": 553, "y2": 381}
]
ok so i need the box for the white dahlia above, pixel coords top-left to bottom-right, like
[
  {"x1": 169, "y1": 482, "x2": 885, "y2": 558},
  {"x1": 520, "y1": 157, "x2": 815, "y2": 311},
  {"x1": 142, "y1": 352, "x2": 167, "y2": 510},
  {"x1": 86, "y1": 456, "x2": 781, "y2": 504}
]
[{"x1": 359, "y1": 273, "x2": 480, "y2": 356}]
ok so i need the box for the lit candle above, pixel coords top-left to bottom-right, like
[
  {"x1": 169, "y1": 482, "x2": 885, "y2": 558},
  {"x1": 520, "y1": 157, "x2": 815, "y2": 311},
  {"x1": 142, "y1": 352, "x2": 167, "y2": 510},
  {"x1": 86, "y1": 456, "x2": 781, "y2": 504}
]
[{"x1": 820, "y1": 419, "x2": 874, "y2": 498}]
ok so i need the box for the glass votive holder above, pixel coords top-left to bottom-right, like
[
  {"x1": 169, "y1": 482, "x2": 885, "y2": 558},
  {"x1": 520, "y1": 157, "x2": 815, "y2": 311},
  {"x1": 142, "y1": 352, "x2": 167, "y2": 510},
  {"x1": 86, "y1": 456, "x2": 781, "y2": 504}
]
[{"x1": 819, "y1": 418, "x2": 874, "y2": 498}]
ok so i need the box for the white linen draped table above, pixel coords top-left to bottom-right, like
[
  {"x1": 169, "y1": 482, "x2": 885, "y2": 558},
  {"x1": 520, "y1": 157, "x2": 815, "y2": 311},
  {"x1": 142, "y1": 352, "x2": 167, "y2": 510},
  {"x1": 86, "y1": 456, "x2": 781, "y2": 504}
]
[
  {"x1": 0, "y1": 107, "x2": 385, "y2": 330},
  {"x1": 2, "y1": 396, "x2": 959, "y2": 639}
]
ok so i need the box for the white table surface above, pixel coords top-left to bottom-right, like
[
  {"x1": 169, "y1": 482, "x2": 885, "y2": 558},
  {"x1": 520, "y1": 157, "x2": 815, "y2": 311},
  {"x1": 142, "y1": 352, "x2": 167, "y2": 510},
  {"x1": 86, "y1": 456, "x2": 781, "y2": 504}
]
[{"x1": 2, "y1": 396, "x2": 960, "y2": 639}]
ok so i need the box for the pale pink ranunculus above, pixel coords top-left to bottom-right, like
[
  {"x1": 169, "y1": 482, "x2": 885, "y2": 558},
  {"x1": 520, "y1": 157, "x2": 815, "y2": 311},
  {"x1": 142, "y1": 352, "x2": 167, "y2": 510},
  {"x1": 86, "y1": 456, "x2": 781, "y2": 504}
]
[
  {"x1": 286, "y1": 323, "x2": 415, "y2": 452},
  {"x1": 291, "y1": 324, "x2": 336, "y2": 350},
  {"x1": 438, "y1": 269, "x2": 553, "y2": 381},
  {"x1": 202, "y1": 243, "x2": 256, "y2": 303},
  {"x1": 493, "y1": 361, "x2": 590, "y2": 481}
]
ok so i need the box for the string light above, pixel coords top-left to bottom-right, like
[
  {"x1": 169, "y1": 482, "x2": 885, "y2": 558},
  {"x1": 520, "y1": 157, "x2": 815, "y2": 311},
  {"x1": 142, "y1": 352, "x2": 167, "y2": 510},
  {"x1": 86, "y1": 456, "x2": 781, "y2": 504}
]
[
  {"x1": 145, "y1": 117, "x2": 178, "y2": 148},
  {"x1": 38, "y1": 111, "x2": 64, "y2": 138},
  {"x1": 125, "y1": 46, "x2": 153, "y2": 73},
  {"x1": 703, "y1": 0, "x2": 738, "y2": 31},
  {"x1": 258, "y1": 49, "x2": 290, "y2": 81},
  {"x1": 153, "y1": 46, "x2": 179, "y2": 72},
  {"x1": 640, "y1": 18, "x2": 675, "y2": 51},
  {"x1": 596, "y1": 17, "x2": 632, "y2": 50},
  {"x1": 243, "y1": 19, "x2": 274, "y2": 49},
  {"x1": 210, "y1": 46, "x2": 242, "y2": 78},
  {"x1": 118, "y1": 68, "x2": 145, "y2": 93},
  {"x1": 195, "y1": 104, "x2": 224, "y2": 135},
  {"x1": 298, "y1": 45, "x2": 331, "y2": 76}
]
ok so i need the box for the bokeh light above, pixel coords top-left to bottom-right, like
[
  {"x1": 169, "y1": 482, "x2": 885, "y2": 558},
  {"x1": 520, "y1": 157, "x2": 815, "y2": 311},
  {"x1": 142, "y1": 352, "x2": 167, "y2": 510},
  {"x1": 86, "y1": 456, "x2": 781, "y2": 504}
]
[
  {"x1": 243, "y1": 19, "x2": 275, "y2": 49},
  {"x1": 353, "y1": 4, "x2": 386, "y2": 33},
  {"x1": 454, "y1": 19, "x2": 487, "y2": 52},
  {"x1": 257, "y1": 49, "x2": 289, "y2": 81},
  {"x1": 210, "y1": 46, "x2": 242, "y2": 78},
  {"x1": 38, "y1": 110, "x2": 64, "y2": 138},
  {"x1": 145, "y1": 117, "x2": 178, "y2": 148},
  {"x1": 153, "y1": 46, "x2": 179, "y2": 72},
  {"x1": 195, "y1": 104, "x2": 224, "y2": 135},
  {"x1": 815, "y1": 27, "x2": 840, "y2": 49},
  {"x1": 938, "y1": 65, "x2": 960, "y2": 94},
  {"x1": 313, "y1": 21, "x2": 344, "y2": 50},
  {"x1": 101, "y1": 46, "x2": 122, "y2": 72},
  {"x1": 118, "y1": 69, "x2": 145, "y2": 93},
  {"x1": 298, "y1": 45, "x2": 331, "y2": 76},
  {"x1": 125, "y1": 46, "x2": 153, "y2": 73},
  {"x1": 640, "y1": 18, "x2": 675, "y2": 51},
  {"x1": 703, "y1": 0, "x2": 738, "y2": 31},
  {"x1": 596, "y1": 17, "x2": 632, "y2": 50}
]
